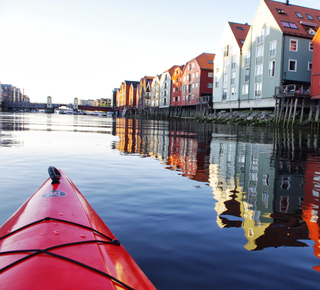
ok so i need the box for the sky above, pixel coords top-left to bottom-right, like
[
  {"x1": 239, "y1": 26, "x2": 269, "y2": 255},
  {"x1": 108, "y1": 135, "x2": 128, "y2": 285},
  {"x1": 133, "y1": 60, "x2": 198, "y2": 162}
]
[{"x1": 1, "y1": 0, "x2": 320, "y2": 104}]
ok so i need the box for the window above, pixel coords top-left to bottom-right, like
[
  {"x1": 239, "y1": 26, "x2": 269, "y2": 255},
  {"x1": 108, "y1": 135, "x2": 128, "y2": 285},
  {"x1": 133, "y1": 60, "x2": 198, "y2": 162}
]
[
  {"x1": 306, "y1": 14, "x2": 314, "y2": 20},
  {"x1": 245, "y1": 68, "x2": 250, "y2": 82},
  {"x1": 215, "y1": 82, "x2": 219, "y2": 88},
  {"x1": 178, "y1": 96, "x2": 180, "y2": 102},
  {"x1": 270, "y1": 40, "x2": 276, "y2": 57},
  {"x1": 308, "y1": 62, "x2": 312, "y2": 71},
  {"x1": 255, "y1": 83, "x2": 262, "y2": 97},
  {"x1": 309, "y1": 42, "x2": 313, "y2": 51},
  {"x1": 255, "y1": 64, "x2": 263, "y2": 76},
  {"x1": 231, "y1": 72, "x2": 236, "y2": 85},
  {"x1": 231, "y1": 57, "x2": 236, "y2": 69},
  {"x1": 256, "y1": 46, "x2": 264, "y2": 57},
  {"x1": 223, "y1": 73, "x2": 228, "y2": 83},
  {"x1": 281, "y1": 21, "x2": 298, "y2": 29},
  {"x1": 196, "y1": 72, "x2": 199, "y2": 77},
  {"x1": 242, "y1": 84, "x2": 249, "y2": 95},
  {"x1": 290, "y1": 39, "x2": 298, "y2": 51},
  {"x1": 288, "y1": 59, "x2": 297, "y2": 72},
  {"x1": 296, "y1": 12, "x2": 303, "y2": 18},
  {"x1": 208, "y1": 72, "x2": 213, "y2": 78},
  {"x1": 173, "y1": 88, "x2": 176, "y2": 93},
  {"x1": 222, "y1": 89, "x2": 227, "y2": 100},
  {"x1": 196, "y1": 82, "x2": 198, "y2": 88},
  {"x1": 237, "y1": 26, "x2": 244, "y2": 30},
  {"x1": 269, "y1": 60, "x2": 275, "y2": 77},
  {"x1": 257, "y1": 29, "x2": 264, "y2": 43},
  {"x1": 231, "y1": 87, "x2": 236, "y2": 96},
  {"x1": 224, "y1": 45, "x2": 229, "y2": 57},
  {"x1": 208, "y1": 83, "x2": 213, "y2": 88},
  {"x1": 245, "y1": 51, "x2": 250, "y2": 65}
]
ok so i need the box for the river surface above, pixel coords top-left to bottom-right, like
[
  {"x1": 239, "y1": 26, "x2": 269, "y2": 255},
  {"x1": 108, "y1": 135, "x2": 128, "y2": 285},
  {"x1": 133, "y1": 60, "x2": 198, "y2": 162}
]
[{"x1": 1, "y1": 112, "x2": 320, "y2": 289}]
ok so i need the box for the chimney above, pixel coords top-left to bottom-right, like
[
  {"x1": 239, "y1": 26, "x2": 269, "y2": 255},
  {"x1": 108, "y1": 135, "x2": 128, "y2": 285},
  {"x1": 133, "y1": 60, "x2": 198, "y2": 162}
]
[{"x1": 286, "y1": 0, "x2": 290, "y2": 6}]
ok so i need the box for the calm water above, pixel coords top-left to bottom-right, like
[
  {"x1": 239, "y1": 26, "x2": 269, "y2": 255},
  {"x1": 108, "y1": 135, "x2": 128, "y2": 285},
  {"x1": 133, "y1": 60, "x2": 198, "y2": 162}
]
[{"x1": 1, "y1": 112, "x2": 320, "y2": 289}]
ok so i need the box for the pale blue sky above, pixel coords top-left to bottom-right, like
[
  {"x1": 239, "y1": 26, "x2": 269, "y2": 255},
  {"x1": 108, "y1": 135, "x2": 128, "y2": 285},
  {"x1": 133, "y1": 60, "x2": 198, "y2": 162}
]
[{"x1": 1, "y1": 0, "x2": 320, "y2": 103}]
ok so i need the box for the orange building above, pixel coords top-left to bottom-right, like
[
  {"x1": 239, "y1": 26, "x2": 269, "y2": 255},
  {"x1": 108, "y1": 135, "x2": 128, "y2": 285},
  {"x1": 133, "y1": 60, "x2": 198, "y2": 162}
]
[
  {"x1": 129, "y1": 82, "x2": 139, "y2": 108},
  {"x1": 171, "y1": 65, "x2": 185, "y2": 107},
  {"x1": 118, "y1": 80, "x2": 139, "y2": 108}
]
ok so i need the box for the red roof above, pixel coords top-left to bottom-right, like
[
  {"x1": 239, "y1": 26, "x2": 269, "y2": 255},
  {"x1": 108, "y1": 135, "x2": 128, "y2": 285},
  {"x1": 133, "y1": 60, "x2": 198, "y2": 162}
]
[
  {"x1": 186, "y1": 53, "x2": 215, "y2": 70},
  {"x1": 265, "y1": 0, "x2": 320, "y2": 38},
  {"x1": 228, "y1": 22, "x2": 250, "y2": 49}
]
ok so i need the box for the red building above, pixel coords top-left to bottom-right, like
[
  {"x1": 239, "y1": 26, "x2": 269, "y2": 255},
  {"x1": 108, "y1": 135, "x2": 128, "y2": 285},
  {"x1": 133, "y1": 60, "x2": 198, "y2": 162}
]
[
  {"x1": 311, "y1": 28, "x2": 320, "y2": 99},
  {"x1": 181, "y1": 53, "x2": 215, "y2": 106}
]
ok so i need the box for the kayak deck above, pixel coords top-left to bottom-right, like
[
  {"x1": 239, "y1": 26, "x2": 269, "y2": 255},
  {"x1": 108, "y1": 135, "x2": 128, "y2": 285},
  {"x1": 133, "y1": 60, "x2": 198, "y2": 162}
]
[{"x1": 0, "y1": 167, "x2": 155, "y2": 290}]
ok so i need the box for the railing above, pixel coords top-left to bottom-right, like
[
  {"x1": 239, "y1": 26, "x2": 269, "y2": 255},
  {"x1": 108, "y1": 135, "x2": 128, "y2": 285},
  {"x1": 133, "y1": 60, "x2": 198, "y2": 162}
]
[{"x1": 274, "y1": 84, "x2": 310, "y2": 98}]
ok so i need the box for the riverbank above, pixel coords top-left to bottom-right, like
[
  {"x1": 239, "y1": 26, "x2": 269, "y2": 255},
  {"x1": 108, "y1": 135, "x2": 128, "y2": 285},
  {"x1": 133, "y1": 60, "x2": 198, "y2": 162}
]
[{"x1": 199, "y1": 110, "x2": 275, "y2": 126}]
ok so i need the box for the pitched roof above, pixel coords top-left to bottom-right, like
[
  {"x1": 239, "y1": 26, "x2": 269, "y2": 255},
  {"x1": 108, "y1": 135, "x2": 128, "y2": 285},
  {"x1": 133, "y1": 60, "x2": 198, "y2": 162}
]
[
  {"x1": 164, "y1": 65, "x2": 179, "y2": 77},
  {"x1": 124, "y1": 80, "x2": 139, "y2": 88},
  {"x1": 228, "y1": 22, "x2": 250, "y2": 49},
  {"x1": 185, "y1": 53, "x2": 215, "y2": 70},
  {"x1": 265, "y1": 0, "x2": 320, "y2": 38}
]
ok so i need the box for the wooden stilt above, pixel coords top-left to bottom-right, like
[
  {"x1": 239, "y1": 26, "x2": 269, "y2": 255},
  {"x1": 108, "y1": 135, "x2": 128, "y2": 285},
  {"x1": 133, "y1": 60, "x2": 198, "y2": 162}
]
[
  {"x1": 287, "y1": 99, "x2": 294, "y2": 125},
  {"x1": 315, "y1": 99, "x2": 320, "y2": 121},
  {"x1": 292, "y1": 98, "x2": 298, "y2": 125},
  {"x1": 308, "y1": 101, "x2": 314, "y2": 122},
  {"x1": 284, "y1": 99, "x2": 290, "y2": 124},
  {"x1": 300, "y1": 98, "x2": 305, "y2": 125}
]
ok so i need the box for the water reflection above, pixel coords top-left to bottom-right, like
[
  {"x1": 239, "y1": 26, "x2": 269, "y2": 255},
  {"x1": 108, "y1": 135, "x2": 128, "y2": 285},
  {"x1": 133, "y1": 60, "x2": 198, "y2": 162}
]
[
  {"x1": 3, "y1": 113, "x2": 320, "y2": 271},
  {"x1": 114, "y1": 118, "x2": 320, "y2": 260}
]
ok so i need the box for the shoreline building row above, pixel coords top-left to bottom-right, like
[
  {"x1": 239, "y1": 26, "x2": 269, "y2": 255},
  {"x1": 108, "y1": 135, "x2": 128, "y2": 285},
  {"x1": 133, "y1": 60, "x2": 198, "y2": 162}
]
[
  {"x1": 113, "y1": 0, "x2": 320, "y2": 116},
  {"x1": 0, "y1": 83, "x2": 30, "y2": 104}
]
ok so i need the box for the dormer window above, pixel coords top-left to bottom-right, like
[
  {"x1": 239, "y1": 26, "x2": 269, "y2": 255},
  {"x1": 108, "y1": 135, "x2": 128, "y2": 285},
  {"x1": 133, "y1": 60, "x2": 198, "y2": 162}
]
[
  {"x1": 295, "y1": 12, "x2": 303, "y2": 18},
  {"x1": 306, "y1": 14, "x2": 314, "y2": 21}
]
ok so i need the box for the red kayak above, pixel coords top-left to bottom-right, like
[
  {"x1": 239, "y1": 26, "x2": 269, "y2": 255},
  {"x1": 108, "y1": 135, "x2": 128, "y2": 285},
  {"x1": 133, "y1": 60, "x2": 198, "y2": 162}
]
[{"x1": 0, "y1": 167, "x2": 155, "y2": 290}]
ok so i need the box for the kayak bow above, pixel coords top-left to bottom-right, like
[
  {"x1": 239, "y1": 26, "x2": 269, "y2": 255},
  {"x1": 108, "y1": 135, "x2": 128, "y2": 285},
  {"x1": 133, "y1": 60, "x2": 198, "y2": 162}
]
[{"x1": 0, "y1": 167, "x2": 155, "y2": 290}]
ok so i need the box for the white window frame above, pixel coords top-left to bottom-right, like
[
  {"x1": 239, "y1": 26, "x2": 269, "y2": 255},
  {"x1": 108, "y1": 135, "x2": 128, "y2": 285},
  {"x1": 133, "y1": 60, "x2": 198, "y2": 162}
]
[
  {"x1": 254, "y1": 83, "x2": 262, "y2": 98},
  {"x1": 255, "y1": 64, "x2": 263, "y2": 76},
  {"x1": 245, "y1": 51, "x2": 250, "y2": 66},
  {"x1": 289, "y1": 39, "x2": 298, "y2": 52},
  {"x1": 309, "y1": 42, "x2": 314, "y2": 51},
  {"x1": 269, "y1": 60, "x2": 275, "y2": 77},
  {"x1": 208, "y1": 72, "x2": 213, "y2": 78},
  {"x1": 242, "y1": 84, "x2": 249, "y2": 95},
  {"x1": 288, "y1": 59, "x2": 297, "y2": 72},
  {"x1": 270, "y1": 40, "x2": 276, "y2": 57},
  {"x1": 256, "y1": 46, "x2": 264, "y2": 57}
]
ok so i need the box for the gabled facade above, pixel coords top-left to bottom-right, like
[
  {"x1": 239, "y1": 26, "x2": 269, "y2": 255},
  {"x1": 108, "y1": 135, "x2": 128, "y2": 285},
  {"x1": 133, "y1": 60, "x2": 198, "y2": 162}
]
[
  {"x1": 311, "y1": 28, "x2": 320, "y2": 99},
  {"x1": 138, "y1": 76, "x2": 154, "y2": 109},
  {"x1": 213, "y1": 22, "x2": 250, "y2": 109},
  {"x1": 238, "y1": 0, "x2": 318, "y2": 109},
  {"x1": 171, "y1": 65, "x2": 185, "y2": 107},
  {"x1": 151, "y1": 75, "x2": 161, "y2": 107},
  {"x1": 182, "y1": 53, "x2": 215, "y2": 106},
  {"x1": 128, "y1": 82, "x2": 139, "y2": 108},
  {"x1": 159, "y1": 65, "x2": 178, "y2": 108},
  {"x1": 119, "y1": 80, "x2": 139, "y2": 108}
]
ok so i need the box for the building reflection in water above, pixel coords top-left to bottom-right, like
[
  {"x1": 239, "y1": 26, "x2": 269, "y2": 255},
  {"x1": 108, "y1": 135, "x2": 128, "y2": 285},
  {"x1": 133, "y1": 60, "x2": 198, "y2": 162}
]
[
  {"x1": 113, "y1": 118, "x2": 320, "y2": 265},
  {"x1": 302, "y1": 155, "x2": 320, "y2": 272}
]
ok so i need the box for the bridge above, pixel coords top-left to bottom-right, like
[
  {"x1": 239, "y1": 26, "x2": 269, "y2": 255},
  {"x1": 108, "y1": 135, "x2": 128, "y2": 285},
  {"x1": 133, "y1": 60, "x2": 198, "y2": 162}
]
[{"x1": 1, "y1": 101, "x2": 112, "y2": 112}]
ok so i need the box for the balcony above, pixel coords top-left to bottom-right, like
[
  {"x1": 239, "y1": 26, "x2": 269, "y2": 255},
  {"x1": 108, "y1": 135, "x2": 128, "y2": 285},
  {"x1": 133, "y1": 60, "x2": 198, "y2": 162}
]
[{"x1": 274, "y1": 84, "x2": 310, "y2": 99}]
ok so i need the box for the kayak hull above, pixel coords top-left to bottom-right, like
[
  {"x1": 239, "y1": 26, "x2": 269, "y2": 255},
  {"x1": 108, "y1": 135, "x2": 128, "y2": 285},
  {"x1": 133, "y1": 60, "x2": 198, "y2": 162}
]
[{"x1": 0, "y1": 168, "x2": 155, "y2": 290}]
